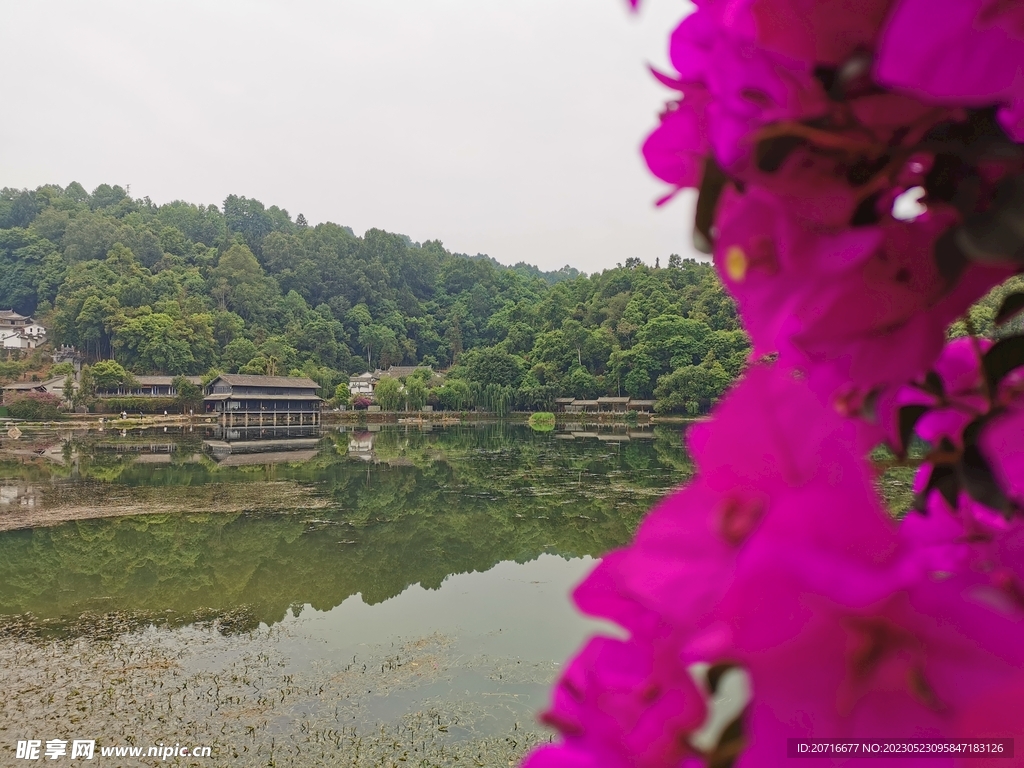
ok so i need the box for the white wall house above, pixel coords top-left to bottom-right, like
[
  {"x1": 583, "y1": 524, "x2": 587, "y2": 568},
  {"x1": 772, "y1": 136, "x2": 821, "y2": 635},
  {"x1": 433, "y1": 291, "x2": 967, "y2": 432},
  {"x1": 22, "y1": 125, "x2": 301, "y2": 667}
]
[
  {"x1": 1, "y1": 329, "x2": 34, "y2": 350},
  {"x1": 0, "y1": 310, "x2": 46, "y2": 349},
  {"x1": 348, "y1": 372, "x2": 377, "y2": 399}
]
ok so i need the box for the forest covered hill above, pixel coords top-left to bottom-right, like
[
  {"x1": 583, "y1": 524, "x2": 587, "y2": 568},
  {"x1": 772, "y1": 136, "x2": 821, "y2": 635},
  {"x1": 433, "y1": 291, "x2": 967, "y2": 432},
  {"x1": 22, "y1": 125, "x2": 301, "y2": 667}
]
[{"x1": 0, "y1": 182, "x2": 749, "y2": 413}]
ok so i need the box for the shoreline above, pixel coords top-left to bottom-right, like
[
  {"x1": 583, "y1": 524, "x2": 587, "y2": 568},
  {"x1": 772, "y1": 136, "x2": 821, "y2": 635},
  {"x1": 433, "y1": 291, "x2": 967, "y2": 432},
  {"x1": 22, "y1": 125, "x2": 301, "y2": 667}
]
[{"x1": 3, "y1": 410, "x2": 690, "y2": 433}]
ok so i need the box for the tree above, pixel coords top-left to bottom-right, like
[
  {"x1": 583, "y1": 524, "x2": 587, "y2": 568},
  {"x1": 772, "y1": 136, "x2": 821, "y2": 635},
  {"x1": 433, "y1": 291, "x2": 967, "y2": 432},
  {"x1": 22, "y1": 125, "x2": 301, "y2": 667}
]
[
  {"x1": 359, "y1": 323, "x2": 399, "y2": 369},
  {"x1": 433, "y1": 379, "x2": 471, "y2": 411},
  {"x1": 89, "y1": 360, "x2": 136, "y2": 392},
  {"x1": 90, "y1": 183, "x2": 128, "y2": 210},
  {"x1": 373, "y1": 376, "x2": 403, "y2": 411},
  {"x1": 458, "y1": 347, "x2": 525, "y2": 389},
  {"x1": 173, "y1": 376, "x2": 203, "y2": 411},
  {"x1": 75, "y1": 366, "x2": 96, "y2": 408},
  {"x1": 6, "y1": 392, "x2": 62, "y2": 420},
  {"x1": 222, "y1": 338, "x2": 259, "y2": 372},
  {"x1": 331, "y1": 383, "x2": 351, "y2": 408},
  {"x1": 223, "y1": 195, "x2": 274, "y2": 255},
  {"x1": 654, "y1": 363, "x2": 731, "y2": 415},
  {"x1": 209, "y1": 243, "x2": 279, "y2": 323},
  {"x1": 0, "y1": 181, "x2": 754, "y2": 415},
  {"x1": 405, "y1": 376, "x2": 427, "y2": 410},
  {"x1": 62, "y1": 374, "x2": 76, "y2": 408}
]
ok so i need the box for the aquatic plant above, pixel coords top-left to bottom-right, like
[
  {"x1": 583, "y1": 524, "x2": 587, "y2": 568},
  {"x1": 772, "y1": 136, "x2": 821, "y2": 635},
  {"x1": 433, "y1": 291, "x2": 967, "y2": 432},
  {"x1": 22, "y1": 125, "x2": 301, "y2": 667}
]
[
  {"x1": 528, "y1": 412, "x2": 556, "y2": 432},
  {"x1": 528, "y1": 2, "x2": 1024, "y2": 765}
]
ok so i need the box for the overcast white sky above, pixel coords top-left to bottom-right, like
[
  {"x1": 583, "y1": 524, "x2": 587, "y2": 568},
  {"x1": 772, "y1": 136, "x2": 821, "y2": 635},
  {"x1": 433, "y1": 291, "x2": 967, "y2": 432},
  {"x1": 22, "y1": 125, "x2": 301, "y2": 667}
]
[{"x1": 0, "y1": 1, "x2": 700, "y2": 274}]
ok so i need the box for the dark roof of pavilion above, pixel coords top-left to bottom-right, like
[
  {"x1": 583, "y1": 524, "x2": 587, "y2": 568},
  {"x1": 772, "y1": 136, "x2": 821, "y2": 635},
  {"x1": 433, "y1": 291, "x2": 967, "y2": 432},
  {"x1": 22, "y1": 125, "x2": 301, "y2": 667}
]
[{"x1": 210, "y1": 374, "x2": 320, "y2": 389}]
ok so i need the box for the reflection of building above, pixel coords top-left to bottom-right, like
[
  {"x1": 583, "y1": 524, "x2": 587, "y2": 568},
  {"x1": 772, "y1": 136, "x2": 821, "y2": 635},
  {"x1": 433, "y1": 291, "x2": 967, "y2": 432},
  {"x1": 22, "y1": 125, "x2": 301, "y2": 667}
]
[
  {"x1": 203, "y1": 425, "x2": 321, "y2": 466},
  {"x1": 556, "y1": 427, "x2": 656, "y2": 441},
  {"x1": 0, "y1": 310, "x2": 46, "y2": 349},
  {"x1": 347, "y1": 431, "x2": 376, "y2": 461},
  {"x1": 92, "y1": 439, "x2": 202, "y2": 465},
  {"x1": 0, "y1": 484, "x2": 43, "y2": 508},
  {"x1": 204, "y1": 374, "x2": 322, "y2": 427}
]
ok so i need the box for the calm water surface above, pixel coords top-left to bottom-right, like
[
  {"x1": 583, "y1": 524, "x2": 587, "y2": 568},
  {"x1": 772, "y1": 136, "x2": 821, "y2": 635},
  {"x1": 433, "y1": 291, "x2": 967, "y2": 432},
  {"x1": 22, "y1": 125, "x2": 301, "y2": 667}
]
[{"x1": 0, "y1": 423, "x2": 691, "y2": 766}]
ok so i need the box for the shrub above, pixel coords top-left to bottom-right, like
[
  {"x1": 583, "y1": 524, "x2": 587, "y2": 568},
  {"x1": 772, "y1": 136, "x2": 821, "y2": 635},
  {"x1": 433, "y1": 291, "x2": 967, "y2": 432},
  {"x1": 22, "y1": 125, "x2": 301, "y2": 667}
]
[
  {"x1": 99, "y1": 397, "x2": 177, "y2": 414},
  {"x1": 5, "y1": 392, "x2": 63, "y2": 421},
  {"x1": 528, "y1": 411, "x2": 556, "y2": 432}
]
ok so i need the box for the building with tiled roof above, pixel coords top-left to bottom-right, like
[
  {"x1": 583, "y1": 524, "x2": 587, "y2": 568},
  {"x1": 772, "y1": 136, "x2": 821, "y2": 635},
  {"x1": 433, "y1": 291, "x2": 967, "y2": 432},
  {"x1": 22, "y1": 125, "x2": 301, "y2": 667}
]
[
  {"x1": 0, "y1": 310, "x2": 46, "y2": 350},
  {"x1": 203, "y1": 374, "x2": 322, "y2": 426}
]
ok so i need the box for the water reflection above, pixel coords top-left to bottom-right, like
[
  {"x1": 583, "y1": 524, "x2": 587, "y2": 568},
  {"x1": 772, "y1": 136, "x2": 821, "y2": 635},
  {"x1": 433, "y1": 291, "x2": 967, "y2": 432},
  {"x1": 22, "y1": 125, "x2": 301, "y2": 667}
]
[
  {"x1": 0, "y1": 483, "x2": 41, "y2": 508},
  {"x1": 0, "y1": 423, "x2": 691, "y2": 630},
  {"x1": 205, "y1": 425, "x2": 321, "y2": 465},
  {"x1": 0, "y1": 423, "x2": 695, "y2": 764}
]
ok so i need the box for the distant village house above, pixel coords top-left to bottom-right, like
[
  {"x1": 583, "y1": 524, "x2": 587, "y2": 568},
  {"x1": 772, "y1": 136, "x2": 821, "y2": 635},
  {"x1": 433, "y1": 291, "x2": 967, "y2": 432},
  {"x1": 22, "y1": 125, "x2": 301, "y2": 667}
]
[
  {"x1": 347, "y1": 365, "x2": 439, "y2": 401},
  {"x1": 1, "y1": 377, "x2": 68, "y2": 403},
  {"x1": 0, "y1": 310, "x2": 46, "y2": 350}
]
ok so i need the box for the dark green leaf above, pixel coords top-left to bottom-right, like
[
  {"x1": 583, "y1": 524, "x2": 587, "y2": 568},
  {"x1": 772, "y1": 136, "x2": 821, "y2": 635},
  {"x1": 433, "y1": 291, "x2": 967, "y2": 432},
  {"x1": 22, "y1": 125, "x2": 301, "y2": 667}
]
[
  {"x1": 933, "y1": 229, "x2": 968, "y2": 283},
  {"x1": 923, "y1": 371, "x2": 944, "y2": 398},
  {"x1": 694, "y1": 158, "x2": 728, "y2": 255},
  {"x1": 983, "y1": 335, "x2": 1024, "y2": 392},
  {"x1": 754, "y1": 135, "x2": 804, "y2": 174},
  {"x1": 896, "y1": 405, "x2": 929, "y2": 458},
  {"x1": 995, "y1": 292, "x2": 1024, "y2": 326},
  {"x1": 912, "y1": 463, "x2": 958, "y2": 513},
  {"x1": 960, "y1": 418, "x2": 1018, "y2": 518},
  {"x1": 960, "y1": 443, "x2": 1017, "y2": 517}
]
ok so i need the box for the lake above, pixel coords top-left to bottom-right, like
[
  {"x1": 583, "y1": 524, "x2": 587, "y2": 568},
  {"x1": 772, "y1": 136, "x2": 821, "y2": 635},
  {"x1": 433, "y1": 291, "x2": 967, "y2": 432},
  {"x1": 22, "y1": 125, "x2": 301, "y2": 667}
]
[{"x1": 0, "y1": 422, "x2": 692, "y2": 766}]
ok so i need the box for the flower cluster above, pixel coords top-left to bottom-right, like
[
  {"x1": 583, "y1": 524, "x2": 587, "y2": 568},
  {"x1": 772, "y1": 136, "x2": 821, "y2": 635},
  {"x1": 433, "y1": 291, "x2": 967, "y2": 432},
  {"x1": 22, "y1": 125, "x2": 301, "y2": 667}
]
[{"x1": 527, "y1": 2, "x2": 1024, "y2": 766}]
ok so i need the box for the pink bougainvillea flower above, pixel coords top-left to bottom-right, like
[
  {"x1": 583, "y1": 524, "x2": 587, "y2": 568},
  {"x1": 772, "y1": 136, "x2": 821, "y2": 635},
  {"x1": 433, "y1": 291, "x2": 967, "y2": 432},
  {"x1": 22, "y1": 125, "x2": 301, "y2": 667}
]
[
  {"x1": 527, "y1": 634, "x2": 708, "y2": 768},
  {"x1": 545, "y1": 3, "x2": 1024, "y2": 767},
  {"x1": 899, "y1": 484, "x2": 977, "y2": 577},
  {"x1": 576, "y1": 365, "x2": 901, "y2": 649},
  {"x1": 899, "y1": 473, "x2": 1020, "y2": 588},
  {"x1": 533, "y1": 363, "x2": 1024, "y2": 767},
  {"x1": 875, "y1": 0, "x2": 1024, "y2": 140},
  {"x1": 955, "y1": 673, "x2": 1024, "y2": 768},
  {"x1": 703, "y1": 39, "x2": 828, "y2": 170},
  {"x1": 641, "y1": 4, "x2": 828, "y2": 182},
  {"x1": 745, "y1": 0, "x2": 893, "y2": 65},
  {"x1": 880, "y1": 337, "x2": 992, "y2": 450},
  {"x1": 667, "y1": 8, "x2": 717, "y2": 84},
  {"x1": 642, "y1": 90, "x2": 711, "y2": 203},
  {"x1": 711, "y1": 182, "x2": 877, "y2": 359},
  {"x1": 574, "y1": 483, "x2": 734, "y2": 641},
  {"x1": 980, "y1": 402, "x2": 1024, "y2": 511},
  {"x1": 714, "y1": 179, "x2": 1013, "y2": 399},
  {"x1": 735, "y1": 576, "x2": 1024, "y2": 767}
]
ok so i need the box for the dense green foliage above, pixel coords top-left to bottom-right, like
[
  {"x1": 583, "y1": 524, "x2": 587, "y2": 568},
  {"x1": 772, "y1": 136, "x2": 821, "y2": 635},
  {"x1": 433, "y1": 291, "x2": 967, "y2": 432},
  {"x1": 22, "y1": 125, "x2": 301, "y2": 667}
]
[
  {"x1": 99, "y1": 396, "x2": 178, "y2": 415},
  {"x1": 0, "y1": 183, "x2": 748, "y2": 412}
]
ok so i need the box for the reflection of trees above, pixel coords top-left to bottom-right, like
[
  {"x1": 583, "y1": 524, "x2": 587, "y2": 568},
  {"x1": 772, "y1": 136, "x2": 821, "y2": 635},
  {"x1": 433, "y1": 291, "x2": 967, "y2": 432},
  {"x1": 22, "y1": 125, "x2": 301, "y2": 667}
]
[{"x1": 0, "y1": 425, "x2": 692, "y2": 629}]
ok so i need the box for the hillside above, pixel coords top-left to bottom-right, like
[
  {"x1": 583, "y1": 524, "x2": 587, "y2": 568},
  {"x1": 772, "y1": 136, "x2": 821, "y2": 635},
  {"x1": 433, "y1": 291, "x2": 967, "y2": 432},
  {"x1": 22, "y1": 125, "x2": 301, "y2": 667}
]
[{"x1": 0, "y1": 183, "x2": 748, "y2": 412}]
